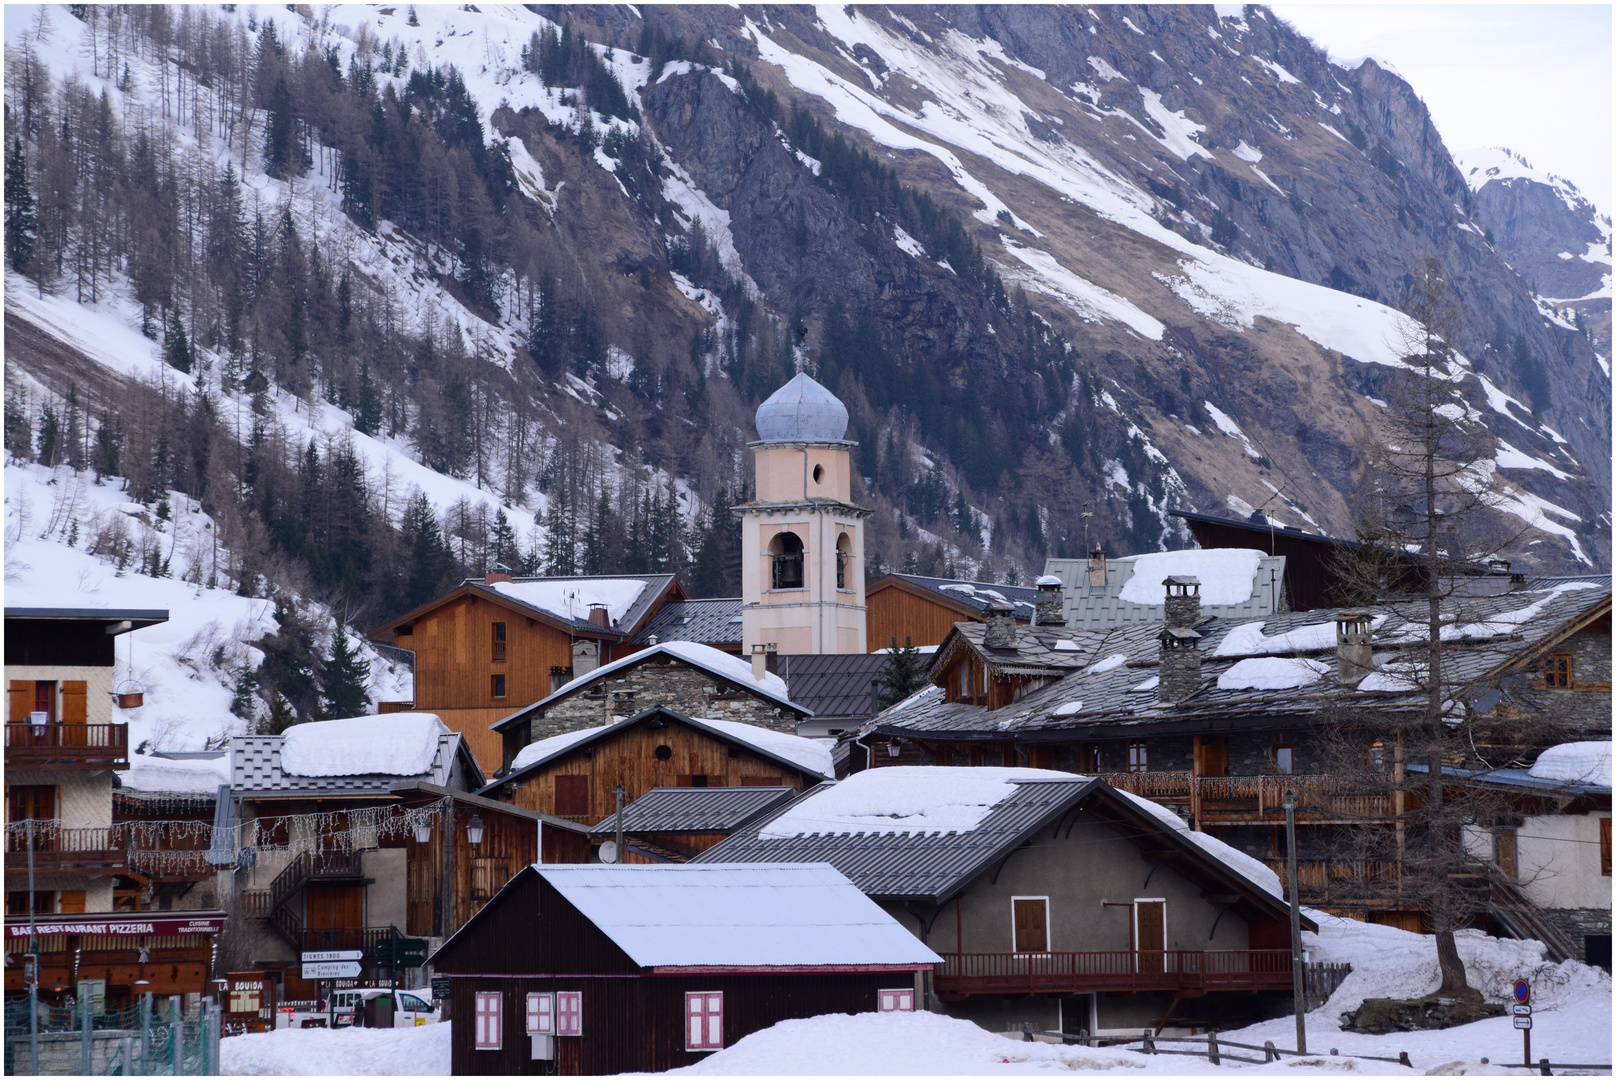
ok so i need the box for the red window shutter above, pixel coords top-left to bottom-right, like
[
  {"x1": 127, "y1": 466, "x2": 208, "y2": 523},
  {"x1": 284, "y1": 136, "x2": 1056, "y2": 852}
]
[
  {"x1": 685, "y1": 991, "x2": 723, "y2": 1051},
  {"x1": 474, "y1": 991, "x2": 502, "y2": 1050},
  {"x1": 556, "y1": 991, "x2": 582, "y2": 1036},
  {"x1": 877, "y1": 988, "x2": 914, "y2": 1012},
  {"x1": 526, "y1": 992, "x2": 553, "y2": 1035}
]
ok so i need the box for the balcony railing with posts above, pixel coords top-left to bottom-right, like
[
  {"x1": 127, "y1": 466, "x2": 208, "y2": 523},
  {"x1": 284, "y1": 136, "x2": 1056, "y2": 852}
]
[
  {"x1": 4, "y1": 826, "x2": 127, "y2": 874},
  {"x1": 5, "y1": 722, "x2": 129, "y2": 769},
  {"x1": 935, "y1": 949, "x2": 1294, "y2": 996},
  {"x1": 1261, "y1": 859, "x2": 1401, "y2": 905},
  {"x1": 1098, "y1": 772, "x2": 1395, "y2": 823}
]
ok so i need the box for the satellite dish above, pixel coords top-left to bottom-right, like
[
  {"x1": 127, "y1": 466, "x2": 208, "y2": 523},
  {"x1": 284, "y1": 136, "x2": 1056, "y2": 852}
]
[{"x1": 598, "y1": 841, "x2": 619, "y2": 865}]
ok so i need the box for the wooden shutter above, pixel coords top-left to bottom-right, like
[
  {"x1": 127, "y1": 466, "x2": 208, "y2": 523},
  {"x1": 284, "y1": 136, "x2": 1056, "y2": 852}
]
[
  {"x1": 1136, "y1": 900, "x2": 1165, "y2": 973},
  {"x1": 685, "y1": 991, "x2": 723, "y2": 1051},
  {"x1": 474, "y1": 991, "x2": 502, "y2": 1050},
  {"x1": 58, "y1": 891, "x2": 86, "y2": 914},
  {"x1": 1600, "y1": 818, "x2": 1610, "y2": 877},
  {"x1": 1494, "y1": 829, "x2": 1517, "y2": 879},
  {"x1": 61, "y1": 682, "x2": 88, "y2": 725},
  {"x1": 877, "y1": 988, "x2": 914, "y2": 1012},
  {"x1": 553, "y1": 776, "x2": 589, "y2": 818},
  {"x1": 8, "y1": 681, "x2": 34, "y2": 724},
  {"x1": 555, "y1": 991, "x2": 581, "y2": 1036},
  {"x1": 1012, "y1": 898, "x2": 1048, "y2": 953},
  {"x1": 526, "y1": 992, "x2": 553, "y2": 1035}
]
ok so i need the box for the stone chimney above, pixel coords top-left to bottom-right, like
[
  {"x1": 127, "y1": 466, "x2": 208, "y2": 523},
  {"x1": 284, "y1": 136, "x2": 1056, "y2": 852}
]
[
  {"x1": 1157, "y1": 627, "x2": 1203, "y2": 702},
  {"x1": 1087, "y1": 547, "x2": 1108, "y2": 589},
  {"x1": 483, "y1": 572, "x2": 513, "y2": 585},
  {"x1": 1487, "y1": 558, "x2": 1512, "y2": 576},
  {"x1": 983, "y1": 600, "x2": 1018, "y2": 650},
  {"x1": 1509, "y1": 572, "x2": 1528, "y2": 592},
  {"x1": 1163, "y1": 576, "x2": 1202, "y2": 628},
  {"x1": 1034, "y1": 575, "x2": 1065, "y2": 626},
  {"x1": 1334, "y1": 612, "x2": 1374, "y2": 685}
]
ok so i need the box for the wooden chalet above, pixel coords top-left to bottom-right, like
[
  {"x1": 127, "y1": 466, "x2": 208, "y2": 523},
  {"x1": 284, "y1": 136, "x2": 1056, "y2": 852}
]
[
  {"x1": 367, "y1": 575, "x2": 685, "y2": 772},
  {"x1": 430, "y1": 863, "x2": 939, "y2": 1075},
  {"x1": 859, "y1": 573, "x2": 1613, "y2": 938},
  {"x1": 865, "y1": 574, "x2": 1039, "y2": 650},
  {"x1": 585, "y1": 786, "x2": 799, "y2": 863},
  {"x1": 480, "y1": 707, "x2": 832, "y2": 841},
  {"x1": 700, "y1": 767, "x2": 1314, "y2": 1038}
]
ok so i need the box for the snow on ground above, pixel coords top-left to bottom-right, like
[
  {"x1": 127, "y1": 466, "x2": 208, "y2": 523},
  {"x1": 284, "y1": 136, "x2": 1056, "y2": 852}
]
[
  {"x1": 279, "y1": 714, "x2": 446, "y2": 777},
  {"x1": 221, "y1": 1022, "x2": 450, "y2": 1076},
  {"x1": 1116, "y1": 549, "x2": 1262, "y2": 606},
  {"x1": 759, "y1": 766, "x2": 1068, "y2": 838},
  {"x1": 4, "y1": 459, "x2": 411, "y2": 751}
]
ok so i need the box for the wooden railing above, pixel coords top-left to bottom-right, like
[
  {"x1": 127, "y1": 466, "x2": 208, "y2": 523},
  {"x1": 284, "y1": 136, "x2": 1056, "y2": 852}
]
[
  {"x1": 5, "y1": 722, "x2": 129, "y2": 769},
  {"x1": 241, "y1": 890, "x2": 273, "y2": 919},
  {"x1": 936, "y1": 949, "x2": 1293, "y2": 996},
  {"x1": 1261, "y1": 859, "x2": 1400, "y2": 902},
  {"x1": 1098, "y1": 772, "x2": 1395, "y2": 822},
  {"x1": 4, "y1": 826, "x2": 127, "y2": 873}
]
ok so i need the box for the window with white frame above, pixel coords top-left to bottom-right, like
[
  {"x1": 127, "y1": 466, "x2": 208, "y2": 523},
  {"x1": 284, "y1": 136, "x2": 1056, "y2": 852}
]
[
  {"x1": 474, "y1": 992, "x2": 502, "y2": 1050},
  {"x1": 556, "y1": 991, "x2": 582, "y2": 1037},
  {"x1": 877, "y1": 988, "x2": 914, "y2": 1012},
  {"x1": 525, "y1": 992, "x2": 553, "y2": 1036},
  {"x1": 685, "y1": 991, "x2": 724, "y2": 1052}
]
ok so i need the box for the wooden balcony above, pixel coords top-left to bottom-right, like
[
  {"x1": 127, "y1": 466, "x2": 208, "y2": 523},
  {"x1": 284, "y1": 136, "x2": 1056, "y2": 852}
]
[
  {"x1": 5, "y1": 827, "x2": 127, "y2": 875},
  {"x1": 1099, "y1": 772, "x2": 1395, "y2": 823},
  {"x1": 5, "y1": 722, "x2": 129, "y2": 770},
  {"x1": 935, "y1": 949, "x2": 1294, "y2": 997},
  {"x1": 1263, "y1": 859, "x2": 1401, "y2": 905}
]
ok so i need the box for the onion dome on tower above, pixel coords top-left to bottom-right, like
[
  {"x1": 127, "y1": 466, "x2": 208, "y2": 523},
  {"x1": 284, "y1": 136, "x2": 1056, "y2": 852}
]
[{"x1": 754, "y1": 373, "x2": 849, "y2": 443}]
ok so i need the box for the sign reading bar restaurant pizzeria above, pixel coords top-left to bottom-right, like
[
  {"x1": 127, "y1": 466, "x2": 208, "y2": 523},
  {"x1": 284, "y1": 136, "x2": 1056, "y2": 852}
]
[{"x1": 4, "y1": 914, "x2": 226, "y2": 939}]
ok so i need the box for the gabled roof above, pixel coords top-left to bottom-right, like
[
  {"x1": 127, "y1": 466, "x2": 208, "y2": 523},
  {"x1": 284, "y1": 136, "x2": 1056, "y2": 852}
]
[
  {"x1": 369, "y1": 574, "x2": 680, "y2": 642},
  {"x1": 867, "y1": 574, "x2": 1038, "y2": 621},
  {"x1": 872, "y1": 578, "x2": 1611, "y2": 741},
  {"x1": 490, "y1": 640, "x2": 808, "y2": 734},
  {"x1": 233, "y1": 714, "x2": 484, "y2": 796},
  {"x1": 435, "y1": 862, "x2": 939, "y2": 971},
  {"x1": 482, "y1": 707, "x2": 833, "y2": 796},
  {"x1": 777, "y1": 653, "x2": 891, "y2": 719},
  {"x1": 695, "y1": 767, "x2": 1310, "y2": 928},
  {"x1": 632, "y1": 597, "x2": 744, "y2": 648},
  {"x1": 588, "y1": 786, "x2": 799, "y2": 835},
  {"x1": 929, "y1": 621, "x2": 1092, "y2": 680}
]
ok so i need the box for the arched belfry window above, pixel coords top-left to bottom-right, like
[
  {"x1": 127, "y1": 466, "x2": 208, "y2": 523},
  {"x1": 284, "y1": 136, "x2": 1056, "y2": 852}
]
[
  {"x1": 769, "y1": 532, "x2": 805, "y2": 589},
  {"x1": 835, "y1": 533, "x2": 853, "y2": 590}
]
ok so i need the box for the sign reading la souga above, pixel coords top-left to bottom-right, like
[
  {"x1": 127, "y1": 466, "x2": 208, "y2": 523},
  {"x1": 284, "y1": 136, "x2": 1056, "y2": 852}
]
[{"x1": 4, "y1": 913, "x2": 225, "y2": 938}]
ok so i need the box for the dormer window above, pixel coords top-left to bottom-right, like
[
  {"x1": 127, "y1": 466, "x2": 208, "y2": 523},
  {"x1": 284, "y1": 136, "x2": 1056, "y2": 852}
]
[{"x1": 769, "y1": 532, "x2": 805, "y2": 590}]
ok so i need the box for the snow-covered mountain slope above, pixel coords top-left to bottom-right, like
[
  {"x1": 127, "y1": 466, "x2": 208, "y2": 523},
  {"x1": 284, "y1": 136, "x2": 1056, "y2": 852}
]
[{"x1": 4, "y1": 0, "x2": 1608, "y2": 611}]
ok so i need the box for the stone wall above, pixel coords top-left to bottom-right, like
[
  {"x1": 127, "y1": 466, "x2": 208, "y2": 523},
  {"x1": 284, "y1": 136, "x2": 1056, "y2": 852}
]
[{"x1": 530, "y1": 660, "x2": 799, "y2": 743}]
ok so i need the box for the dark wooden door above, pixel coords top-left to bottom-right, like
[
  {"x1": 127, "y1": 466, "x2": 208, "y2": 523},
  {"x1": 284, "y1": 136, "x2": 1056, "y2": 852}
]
[
  {"x1": 306, "y1": 886, "x2": 364, "y2": 943},
  {"x1": 1136, "y1": 901, "x2": 1165, "y2": 973},
  {"x1": 1012, "y1": 898, "x2": 1048, "y2": 953},
  {"x1": 1194, "y1": 736, "x2": 1227, "y2": 777},
  {"x1": 1494, "y1": 829, "x2": 1517, "y2": 879}
]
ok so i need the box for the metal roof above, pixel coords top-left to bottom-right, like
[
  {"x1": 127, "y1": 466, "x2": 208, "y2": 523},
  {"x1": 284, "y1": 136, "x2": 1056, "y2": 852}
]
[
  {"x1": 754, "y1": 373, "x2": 850, "y2": 443},
  {"x1": 588, "y1": 786, "x2": 798, "y2": 834},
  {"x1": 6, "y1": 608, "x2": 169, "y2": 630},
  {"x1": 632, "y1": 598, "x2": 744, "y2": 648},
  {"x1": 876, "y1": 575, "x2": 1041, "y2": 618},
  {"x1": 778, "y1": 653, "x2": 891, "y2": 719},
  {"x1": 1405, "y1": 763, "x2": 1611, "y2": 797}
]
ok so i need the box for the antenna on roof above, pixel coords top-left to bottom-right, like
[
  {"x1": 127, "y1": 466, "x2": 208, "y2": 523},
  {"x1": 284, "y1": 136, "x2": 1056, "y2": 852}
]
[{"x1": 1081, "y1": 502, "x2": 1093, "y2": 553}]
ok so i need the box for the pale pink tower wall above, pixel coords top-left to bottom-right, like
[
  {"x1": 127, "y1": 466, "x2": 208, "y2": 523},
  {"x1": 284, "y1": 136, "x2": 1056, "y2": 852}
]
[{"x1": 737, "y1": 373, "x2": 870, "y2": 654}]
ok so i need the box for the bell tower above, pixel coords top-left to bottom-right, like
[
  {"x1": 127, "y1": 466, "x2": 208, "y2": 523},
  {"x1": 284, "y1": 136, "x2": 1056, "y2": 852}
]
[{"x1": 737, "y1": 373, "x2": 869, "y2": 654}]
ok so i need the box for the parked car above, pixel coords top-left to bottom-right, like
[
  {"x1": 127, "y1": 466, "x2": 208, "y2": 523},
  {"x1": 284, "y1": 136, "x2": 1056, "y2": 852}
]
[{"x1": 341, "y1": 987, "x2": 441, "y2": 1028}]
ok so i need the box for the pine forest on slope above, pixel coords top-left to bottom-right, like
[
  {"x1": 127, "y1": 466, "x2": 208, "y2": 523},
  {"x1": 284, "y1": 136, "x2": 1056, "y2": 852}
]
[{"x1": 2, "y1": 4, "x2": 1609, "y2": 733}]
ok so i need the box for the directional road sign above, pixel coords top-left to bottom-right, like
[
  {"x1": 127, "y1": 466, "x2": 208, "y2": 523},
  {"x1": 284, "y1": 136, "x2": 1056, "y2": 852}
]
[
  {"x1": 1512, "y1": 1004, "x2": 1532, "y2": 1016},
  {"x1": 375, "y1": 937, "x2": 429, "y2": 968},
  {"x1": 302, "y1": 950, "x2": 363, "y2": 964},
  {"x1": 302, "y1": 961, "x2": 362, "y2": 980},
  {"x1": 1513, "y1": 1015, "x2": 1532, "y2": 1031}
]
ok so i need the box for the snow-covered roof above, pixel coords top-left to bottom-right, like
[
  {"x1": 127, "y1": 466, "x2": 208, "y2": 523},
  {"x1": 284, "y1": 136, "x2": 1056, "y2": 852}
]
[
  {"x1": 536, "y1": 863, "x2": 939, "y2": 969},
  {"x1": 1528, "y1": 742, "x2": 1612, "y2": 790},
  {"x1": 493, "y1": 641, "x2": 803, "y2": 733},
  {"x1": 492, "y1": 707, "x2": 834, "y2": 794},
  {"x1": 486, "y1": 578, "x2": 649, "y2": 627},
  {"x1": 120, "y1": 752, "x2": 231, "y2": 794},
  {"x1": 280, "y1": 714, "x2": 446, "y2": 777},
  {"x1": 1115, "y1": 549, "x2": 1263, "y2": 606},
  {"x1": 760, "y1": 767, "x2": 1060, "y2": 839},
  {"x1": 1216, "y1": 656, "x2": 1330, "y2": 691}
]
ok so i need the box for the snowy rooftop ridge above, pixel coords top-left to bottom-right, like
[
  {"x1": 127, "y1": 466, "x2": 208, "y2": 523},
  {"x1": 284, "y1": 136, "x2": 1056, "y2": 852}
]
[
  {"x1": 485, "y1": 577, "x2": 652, "y2": 627},
  {"x1": 758, "y1": 766, "x2": 1072, "y2": 839},
  {"x1": 120, "y1": 752, "x2": 232, "y2": 795},
  {"x1": 507, "y1": 712, "x2": 832, "y2": 780},
  {"x1": 1115, "y1": 549, "x2": 1263, "y2": 606},
  {"x1": 534, "y1": 863, "x2": 941, "y2": 968}
]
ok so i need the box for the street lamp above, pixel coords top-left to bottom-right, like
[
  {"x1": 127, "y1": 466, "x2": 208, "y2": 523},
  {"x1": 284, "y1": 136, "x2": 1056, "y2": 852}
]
[
  {"x1": 1284, "y1": 790, "x2": 1306, "y2": 1056},
  {"x1": 465, "y1": 814, "x2": 485, "y2": 847}
]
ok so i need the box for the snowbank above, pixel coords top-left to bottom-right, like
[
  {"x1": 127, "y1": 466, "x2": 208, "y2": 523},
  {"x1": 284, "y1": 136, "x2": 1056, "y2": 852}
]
[
  {"x1": 221, "y1": 1021, "x2": 450, "y2": 1076},
  {"x1": 279, "y1": 714, "x2": 446, "y2": 778},
  {"x1": 1117, "y1": 549, "x2": 1263, "y2": 606},
  {"x1": 1529, "y1": 742, "x2": 1612, "y2": 789},
  {"x1": 759, "y1": 767, "x2": 1069, "y2": 838}
]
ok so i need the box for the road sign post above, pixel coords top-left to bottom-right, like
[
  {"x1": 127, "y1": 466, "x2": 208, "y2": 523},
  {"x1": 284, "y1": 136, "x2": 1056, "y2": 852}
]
[{"x1": 1514, "y1": 979, "x2": 1531, "y2": 1066}]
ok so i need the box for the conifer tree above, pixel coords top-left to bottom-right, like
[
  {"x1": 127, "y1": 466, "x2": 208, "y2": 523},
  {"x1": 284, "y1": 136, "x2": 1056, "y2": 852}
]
[
  {"x1": 877, "y1": 637, "x2": 927, "y2": 708},
  {"x1": 163, "y1": 308, "x2": 192, "y2": 373},
  {"x1": 489, "y1": 509, "x2": 521, "y2": 571},
  {"x1": 263, "y1": 76, "x2": 297, "y2": 178},
  {"x1": 318, "y1": 625, "x2": 371, "y2": 719},
  {"x1": 5, "y1": 138, "x2": 38, "y2": 273}
]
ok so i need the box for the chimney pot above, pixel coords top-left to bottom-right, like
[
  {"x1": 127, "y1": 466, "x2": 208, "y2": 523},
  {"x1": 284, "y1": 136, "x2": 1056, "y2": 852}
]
[
  {"x1": 1034, "y1": 575, "x2": 1065, "y2": 626},
  {"x1": 483, "y1": 572, "x2": 513, "y2": 585},
  {"x1": 983, "y1": 601, "x2": 1018, "y2": 650},
  {"x1": 1334, "y1": 612, "x2": 1374, "y2": 685},
  {"x1": 1087, "y1": 548, "x2": 1108, "y2": 589},
  {"x1": 751, "y1": 644, "x2": 768, "y2": 681},
  {"x1": 588, "y1": 603, "x2": 611, "y2": 629},
  {"x1": 1509, "y1": 572, "x2": 1527, "y2": 592},
  {"x1": 765, "y1": 642, "x2": 779, "y2": 675},
  {"x1": 1163, "y1": 575, "x2": 1202, "y2": 629}
]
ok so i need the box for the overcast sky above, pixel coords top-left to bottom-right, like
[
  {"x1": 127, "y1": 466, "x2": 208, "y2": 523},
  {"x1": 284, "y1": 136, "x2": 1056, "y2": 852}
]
[{"x1": 1271, "y1": 4, "x2": 1611, "y2": 214}]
